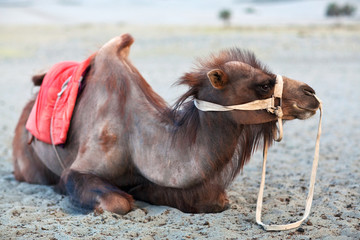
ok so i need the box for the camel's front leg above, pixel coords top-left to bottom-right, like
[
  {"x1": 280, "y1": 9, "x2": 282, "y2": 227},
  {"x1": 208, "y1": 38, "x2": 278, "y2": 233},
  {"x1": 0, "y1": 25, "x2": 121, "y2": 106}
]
[
  {"x1": 60, "y1": 169, "x2": 134, "y2": 214},
  {"x1": 129, "y1": 182, "x2": 229, "y2": 213}
]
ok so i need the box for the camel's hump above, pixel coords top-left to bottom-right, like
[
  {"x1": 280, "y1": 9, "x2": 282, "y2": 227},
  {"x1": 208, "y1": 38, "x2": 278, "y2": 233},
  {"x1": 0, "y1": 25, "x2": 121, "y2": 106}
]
[{"x1": 98, "y1": 33, "x2": 134, "y2": 59}]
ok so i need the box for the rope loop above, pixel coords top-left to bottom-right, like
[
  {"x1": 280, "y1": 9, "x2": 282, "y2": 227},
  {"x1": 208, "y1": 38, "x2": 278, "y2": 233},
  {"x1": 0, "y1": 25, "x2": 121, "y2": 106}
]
[{"x1": 256, "y1": 95, "x2": 322, "y2": 231}]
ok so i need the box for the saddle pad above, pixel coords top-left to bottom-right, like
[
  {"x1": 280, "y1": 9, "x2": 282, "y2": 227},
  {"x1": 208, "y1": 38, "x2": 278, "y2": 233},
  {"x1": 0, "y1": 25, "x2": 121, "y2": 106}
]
[{"x1": 26, "y1": 55, "x2": 94, "y2": 145}]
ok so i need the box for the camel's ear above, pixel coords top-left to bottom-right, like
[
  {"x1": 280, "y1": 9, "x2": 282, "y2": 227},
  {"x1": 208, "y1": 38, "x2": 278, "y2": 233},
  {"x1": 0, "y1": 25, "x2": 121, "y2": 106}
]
[{"x1": 207, "y1": 69, "x2": 228, "y2": 89}]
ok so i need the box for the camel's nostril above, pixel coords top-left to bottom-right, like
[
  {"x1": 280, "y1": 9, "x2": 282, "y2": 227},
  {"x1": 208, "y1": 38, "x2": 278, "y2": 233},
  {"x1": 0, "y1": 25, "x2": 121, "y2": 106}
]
[{"x1": 302, "y1": 85, "x2": 316, "y2": 96}]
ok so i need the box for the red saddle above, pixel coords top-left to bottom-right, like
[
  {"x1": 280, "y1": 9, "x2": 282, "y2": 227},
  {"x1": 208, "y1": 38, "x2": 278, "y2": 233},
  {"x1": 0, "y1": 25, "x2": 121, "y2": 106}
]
[{"x1": 26, "y1": 54, "x2": 94, "y2": 145}]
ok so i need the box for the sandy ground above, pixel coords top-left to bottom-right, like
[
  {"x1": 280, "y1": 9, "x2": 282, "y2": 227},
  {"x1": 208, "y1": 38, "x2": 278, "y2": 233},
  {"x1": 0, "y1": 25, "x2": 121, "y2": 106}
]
[{"x1": 0, "y1": 24, "x2": 359, "y2": 239}]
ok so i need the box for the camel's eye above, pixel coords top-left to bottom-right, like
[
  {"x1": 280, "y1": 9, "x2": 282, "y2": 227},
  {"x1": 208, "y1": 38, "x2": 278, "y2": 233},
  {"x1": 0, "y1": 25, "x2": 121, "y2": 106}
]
[
  {"x1": 254, "y1": 78, "x2": 275, "y2": 96},
  {"x1": 258, "y1": 83, "x2": 272, "y2": 94},
  {"x1": 260, "y1": 84, "x2": 270, "y2": 91}
]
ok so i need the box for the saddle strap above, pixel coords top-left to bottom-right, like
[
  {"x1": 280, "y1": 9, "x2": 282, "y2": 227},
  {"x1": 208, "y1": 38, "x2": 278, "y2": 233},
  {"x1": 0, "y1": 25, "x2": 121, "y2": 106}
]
[{"x1": 256, "y1": 97, "x2": 322, "y2": 231}]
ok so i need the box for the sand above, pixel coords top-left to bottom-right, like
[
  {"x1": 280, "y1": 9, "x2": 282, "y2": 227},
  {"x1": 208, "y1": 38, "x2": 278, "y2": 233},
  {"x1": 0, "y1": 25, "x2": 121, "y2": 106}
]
[{"x1": 0, "y1": 24, "x2": 359, "y2": 239}]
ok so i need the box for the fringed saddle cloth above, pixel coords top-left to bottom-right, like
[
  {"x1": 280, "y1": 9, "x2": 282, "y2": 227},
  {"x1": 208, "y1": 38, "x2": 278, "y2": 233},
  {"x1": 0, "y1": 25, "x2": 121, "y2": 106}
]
[{"x1": 26, "y1": 54, "x2": 94, "y2": 145}]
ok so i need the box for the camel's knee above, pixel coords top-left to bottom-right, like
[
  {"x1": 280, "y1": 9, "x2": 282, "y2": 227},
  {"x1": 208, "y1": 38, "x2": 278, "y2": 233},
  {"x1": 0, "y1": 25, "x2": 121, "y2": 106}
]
[
  {"x1": 97, "y1": 192, "x2": 133, "y2": 215},
  {"x1": 62, "y1": 169, "x2": 134, "y2": 214},
  {"x1": 13, "y1": 157, "x2": 25, "y2": 182},
  {"x1": 196, "y1": 191, "x2": 229, "y2": 213}
]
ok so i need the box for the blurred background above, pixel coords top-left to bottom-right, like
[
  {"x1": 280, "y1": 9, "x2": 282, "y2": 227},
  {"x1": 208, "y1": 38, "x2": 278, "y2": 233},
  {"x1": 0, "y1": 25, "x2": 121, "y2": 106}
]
[
  {"x1": 0, "y1": 0, "x2": 359, "y2": 26},
  {"x1": 0, "y1": 0, "x2": 359, "y2": 239},
  {"x1": 1, "y1": 0, "x2": 359, "y2": 104}
]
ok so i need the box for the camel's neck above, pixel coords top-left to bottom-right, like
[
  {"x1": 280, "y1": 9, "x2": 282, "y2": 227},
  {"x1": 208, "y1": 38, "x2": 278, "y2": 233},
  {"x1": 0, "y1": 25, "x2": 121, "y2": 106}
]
[{"x1": 130, "y1": 98, "x2": 242, "y2": 188}]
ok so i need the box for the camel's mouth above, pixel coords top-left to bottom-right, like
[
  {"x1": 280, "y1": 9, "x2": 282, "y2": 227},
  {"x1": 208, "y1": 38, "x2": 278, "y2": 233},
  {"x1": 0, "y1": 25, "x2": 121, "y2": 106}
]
[
  {"x1": 289, "y1": 91, "x2": 321, "y2": 120},
  {"x1": 293, "y1": 104, "x2": 318, "y2": 119}
]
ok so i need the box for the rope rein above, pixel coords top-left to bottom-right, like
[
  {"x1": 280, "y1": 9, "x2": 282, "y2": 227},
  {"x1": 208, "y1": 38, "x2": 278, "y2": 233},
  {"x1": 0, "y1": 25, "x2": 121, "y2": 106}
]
[{"x1": 256, "y1": 96, "x2": 322, "y2": 231}]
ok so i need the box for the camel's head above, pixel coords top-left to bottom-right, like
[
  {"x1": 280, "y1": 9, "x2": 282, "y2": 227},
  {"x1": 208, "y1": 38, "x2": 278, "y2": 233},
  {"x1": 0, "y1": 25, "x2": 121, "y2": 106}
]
[{"x1": 188, "y1": 49, "x2": 320, "y2": 125}]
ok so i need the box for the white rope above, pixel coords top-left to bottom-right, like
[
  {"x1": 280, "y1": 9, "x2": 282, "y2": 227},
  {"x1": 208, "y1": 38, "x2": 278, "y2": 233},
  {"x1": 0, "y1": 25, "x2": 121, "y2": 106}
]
[
  {"x1": 194, "y1": 97, "x2": 274, "y2": 112},
  {"x1": 194, "y1": 75, "x2": 283, "y2": 113},
  {"x1": 50, "y1": 96, "x2": 66, "y2": 170},
  {"x1": 255, "y1": 96, "x2": 322, "y2": 231},
  {"x1": 49, "y1": 77, "x2": 73, "y2": 171}
]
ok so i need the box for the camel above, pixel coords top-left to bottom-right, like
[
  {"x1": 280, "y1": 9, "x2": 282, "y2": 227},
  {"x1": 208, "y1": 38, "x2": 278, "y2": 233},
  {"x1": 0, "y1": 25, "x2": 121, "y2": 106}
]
[{"x1": 12, "y1": 34, "x2": 320, "y2": 214}]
